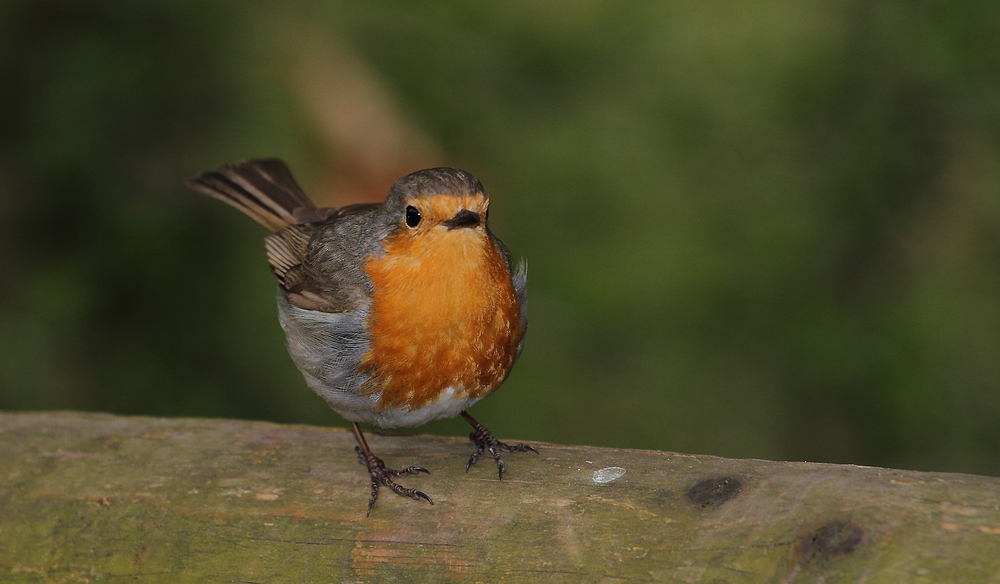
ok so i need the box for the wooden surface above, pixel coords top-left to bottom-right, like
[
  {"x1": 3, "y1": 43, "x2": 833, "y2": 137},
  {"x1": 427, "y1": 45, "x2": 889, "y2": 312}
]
[{"x1": 2, "y1": 411, "x2": 1000, "y2": 583}]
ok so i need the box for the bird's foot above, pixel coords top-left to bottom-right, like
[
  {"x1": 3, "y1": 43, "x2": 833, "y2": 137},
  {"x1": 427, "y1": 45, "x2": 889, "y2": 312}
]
[
  {"x1": 463, "y1": 418, "x2": 538, "y2": 481},
  {"x1": 355, "y1": 446, "x2": 432, "y2": 516}
]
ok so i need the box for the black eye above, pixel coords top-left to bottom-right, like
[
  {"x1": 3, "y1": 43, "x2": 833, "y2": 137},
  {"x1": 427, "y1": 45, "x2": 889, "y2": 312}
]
[{"x1": 405, "y1": 205, "x2": 421, "y2": 228}]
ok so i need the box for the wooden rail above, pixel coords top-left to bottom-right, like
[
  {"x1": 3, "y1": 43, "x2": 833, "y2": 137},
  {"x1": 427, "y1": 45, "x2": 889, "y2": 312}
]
[{"x1": 2, "y1": 411, "x2": 999, "y2": 582}]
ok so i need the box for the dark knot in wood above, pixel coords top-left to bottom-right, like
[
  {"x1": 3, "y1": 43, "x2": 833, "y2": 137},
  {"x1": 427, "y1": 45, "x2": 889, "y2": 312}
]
[{"x1": 684, "y1": 476, "x2": 743, "y2": 509}]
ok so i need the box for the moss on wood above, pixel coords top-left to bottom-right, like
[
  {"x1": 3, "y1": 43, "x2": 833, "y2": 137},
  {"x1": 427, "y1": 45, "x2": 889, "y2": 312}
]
[{"x1": 2, "y1": 412, "x2": 999, "y2": 582}]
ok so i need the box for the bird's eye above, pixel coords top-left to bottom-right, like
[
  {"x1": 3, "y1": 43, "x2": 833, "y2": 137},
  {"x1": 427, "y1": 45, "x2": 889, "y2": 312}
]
[{"x1": 405, "y1": 205, "x2": 421, "y2": 228}]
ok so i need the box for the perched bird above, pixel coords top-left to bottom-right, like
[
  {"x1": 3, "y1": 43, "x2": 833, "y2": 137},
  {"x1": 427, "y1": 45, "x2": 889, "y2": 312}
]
[{"x1": 186, "y1": 159, "x2": 535, "y2": 515}]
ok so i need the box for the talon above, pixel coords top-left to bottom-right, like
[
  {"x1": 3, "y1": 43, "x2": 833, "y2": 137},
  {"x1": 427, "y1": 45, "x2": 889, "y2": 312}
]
[
  {"x1": 352, "y1": 424, "x2": 432, "y2": 516},
  {"x1": 465, "y1": 441, "x2": 483, "y2": 472},
  {"x1": 412, "y1": 490, "x2": 434, "y2": 505},
  {"x1": 461, "y1": 411, "x2": 538, "y2": 480},
  {"x1": 358, "y1": 451, "x2": 433, "y2": 514},
  {"x1": 366, "y1": 481, "x2": 379, "y2": 517}
]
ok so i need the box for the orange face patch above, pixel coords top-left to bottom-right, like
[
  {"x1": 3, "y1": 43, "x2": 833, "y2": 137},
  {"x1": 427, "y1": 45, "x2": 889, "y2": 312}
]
[
  {"x1": 360, "y1": 194, "x2": 524, "y2": 411},
  {"x1": 409, "y1": 194, "x2": 488, "y2": 226}
]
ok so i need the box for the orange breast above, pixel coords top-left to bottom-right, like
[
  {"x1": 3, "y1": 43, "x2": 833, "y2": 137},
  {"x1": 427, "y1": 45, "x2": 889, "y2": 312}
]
[{"x1": 360, "y1": 228, "x2": 524, "y2": 411}]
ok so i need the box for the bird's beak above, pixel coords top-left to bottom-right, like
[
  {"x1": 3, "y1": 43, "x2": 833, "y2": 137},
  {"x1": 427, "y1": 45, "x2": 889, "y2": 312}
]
[{"x1": 442, "y1": 209, "x2": 481, "y2": 230}]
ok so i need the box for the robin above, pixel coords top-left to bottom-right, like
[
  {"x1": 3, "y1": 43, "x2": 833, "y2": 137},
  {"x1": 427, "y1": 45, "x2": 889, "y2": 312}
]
[{"x1": 186, "y1": 158, "x2": 535, "y2": 515}]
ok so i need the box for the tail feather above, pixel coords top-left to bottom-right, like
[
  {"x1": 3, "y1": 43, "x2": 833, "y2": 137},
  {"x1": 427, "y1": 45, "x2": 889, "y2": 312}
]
[{"x1": 186, "y1": 158, "x2": 315, "y2": 233}]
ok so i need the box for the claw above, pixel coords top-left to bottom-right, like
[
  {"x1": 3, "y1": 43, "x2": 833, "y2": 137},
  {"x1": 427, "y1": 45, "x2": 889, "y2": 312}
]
[
  {"x1": 351, "y1": 424, "x2": 433, "y2": 516},
  {"x1": 461, "y1": 412, "x2": 538, "y2": 480},
  {"x1": 356, "y1": 447, "x2": 434, "y2": 516}
]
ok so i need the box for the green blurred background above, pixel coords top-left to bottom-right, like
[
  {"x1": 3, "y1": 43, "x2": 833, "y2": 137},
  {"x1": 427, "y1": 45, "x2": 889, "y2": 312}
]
[{"x1": 2, "y1": 1, "x2": 999, "y2": 476}]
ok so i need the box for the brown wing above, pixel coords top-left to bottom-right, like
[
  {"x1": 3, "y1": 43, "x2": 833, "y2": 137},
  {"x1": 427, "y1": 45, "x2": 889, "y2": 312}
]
[
  {"x1": 185, "y1": 158, "x2": 315, "y2": 233},
  {"x1": 187, "y1": 158, "x2": 383, "y2": 313},
  {"x1": 263, "y1": 204, "x2": 381, "y2": 313}
]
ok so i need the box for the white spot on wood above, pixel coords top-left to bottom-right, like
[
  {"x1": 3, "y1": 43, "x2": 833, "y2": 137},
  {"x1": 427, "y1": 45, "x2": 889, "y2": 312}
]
[{"x1": 593, "y1": 467, "x2": 626, "y2": 484}]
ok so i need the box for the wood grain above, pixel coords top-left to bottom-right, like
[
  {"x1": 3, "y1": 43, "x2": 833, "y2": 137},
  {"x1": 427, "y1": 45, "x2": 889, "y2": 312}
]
[{"x1": 2, "y1": 411, "x2": 999, "y2": 583}]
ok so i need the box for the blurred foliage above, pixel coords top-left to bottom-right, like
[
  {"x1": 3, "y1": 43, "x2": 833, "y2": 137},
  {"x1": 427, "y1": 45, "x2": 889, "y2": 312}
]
[{"x1": 1, "y1": 0, "x2": 999, "y2": 475}]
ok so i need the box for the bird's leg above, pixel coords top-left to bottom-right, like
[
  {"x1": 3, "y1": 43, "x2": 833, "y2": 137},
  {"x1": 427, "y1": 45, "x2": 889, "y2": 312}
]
[
  {"x1": 460, "y1": 411, "x2": 538, "y2": 481},
  {"x1": 351, "y1": 422, "x2": 432, "y2": 516}
]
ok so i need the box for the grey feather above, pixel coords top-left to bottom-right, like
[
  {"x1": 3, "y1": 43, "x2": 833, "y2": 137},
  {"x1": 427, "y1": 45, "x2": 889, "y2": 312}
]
[{"x1": 277, "y1": 294, "x2": 376, "y2": 420}]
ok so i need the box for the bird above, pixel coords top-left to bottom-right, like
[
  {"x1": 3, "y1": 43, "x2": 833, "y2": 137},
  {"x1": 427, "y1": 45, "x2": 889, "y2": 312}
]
[{"x1": 186, "y1": 158, "x2": 535, "y2": 515}]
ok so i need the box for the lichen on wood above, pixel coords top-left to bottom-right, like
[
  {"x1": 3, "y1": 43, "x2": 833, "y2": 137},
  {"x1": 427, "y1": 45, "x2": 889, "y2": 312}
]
[{"x1": 2, "y1": 411, "x2": 999, "y2": 582}]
